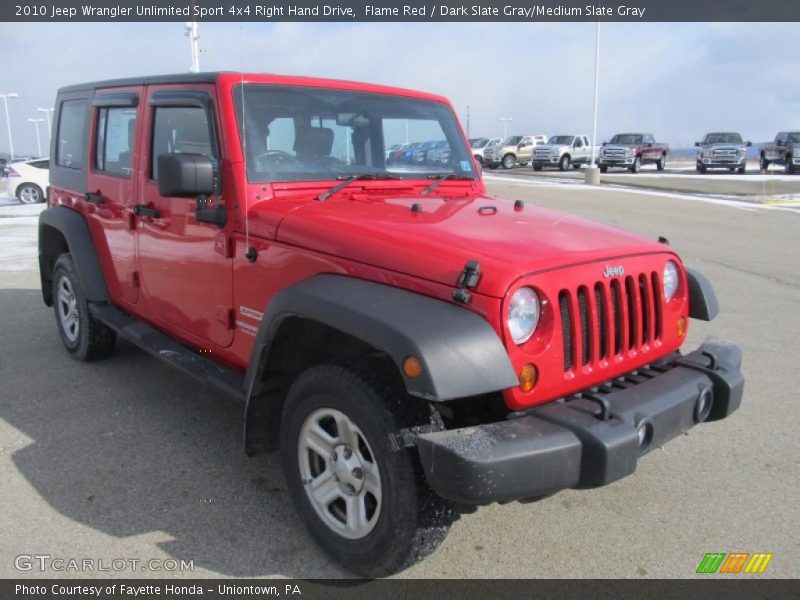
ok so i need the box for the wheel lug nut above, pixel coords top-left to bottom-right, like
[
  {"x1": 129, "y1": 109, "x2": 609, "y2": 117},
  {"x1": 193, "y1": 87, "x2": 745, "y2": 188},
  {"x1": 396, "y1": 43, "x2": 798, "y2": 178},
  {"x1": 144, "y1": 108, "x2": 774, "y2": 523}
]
[
  {"x1": 343, "y1": 447, "x2": 352, "y2": 459},
  {"x1": 345, "y1": 483, "x2": 356, "y2": 494},
  {"x1": 352, "y1": 468, "x2": 363, "y2": 479},
  {"x1": 332, "y1": 474, "x2": 339, "y2": 482},
  {"x1": 330, "y1": 453, "x2": 337, "y2": 462}
]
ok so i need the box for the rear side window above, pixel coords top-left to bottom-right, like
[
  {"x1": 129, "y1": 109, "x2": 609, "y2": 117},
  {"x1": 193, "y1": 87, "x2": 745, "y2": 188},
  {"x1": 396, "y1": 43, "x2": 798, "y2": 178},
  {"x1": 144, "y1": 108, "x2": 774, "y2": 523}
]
[
  {"x1": 56, "y1": 100, "x2": 87, "y2": 169},
  {"x1": 96, "y1": 107, "x2": 137, "y2": 177},
  {"x1": 150, "y1": 107, "x2": 215, "y2": 180}
]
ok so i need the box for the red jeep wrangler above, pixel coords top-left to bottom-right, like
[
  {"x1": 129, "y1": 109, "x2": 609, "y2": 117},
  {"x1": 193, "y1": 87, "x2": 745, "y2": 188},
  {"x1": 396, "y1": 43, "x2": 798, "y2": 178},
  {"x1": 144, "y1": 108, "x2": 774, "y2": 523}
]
[{"x1": 39, "y1": 73, "x2": 743, "y2": 576}]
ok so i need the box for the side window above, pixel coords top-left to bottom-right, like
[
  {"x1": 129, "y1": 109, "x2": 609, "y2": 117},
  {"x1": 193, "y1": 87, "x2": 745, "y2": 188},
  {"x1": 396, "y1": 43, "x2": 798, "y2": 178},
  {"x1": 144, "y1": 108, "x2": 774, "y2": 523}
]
[
  {"x1": 96, "y1": 107, "x2": 137, "y2": 177},
  {"x1": 574, "y1": 137, "x2": 583, "y2": 147},
  {"x1": 644, "y1": 134, "x2": 654, "y2": 144},
  {"x1": 56, "y1": 100, "x2": 87, "y2": 169},
  {"x1": 521, "y1": 136, "x2": 532, "y2": 146},
  {"x1": 150, "y1": 106, "x2": 215, "y2": 180}
]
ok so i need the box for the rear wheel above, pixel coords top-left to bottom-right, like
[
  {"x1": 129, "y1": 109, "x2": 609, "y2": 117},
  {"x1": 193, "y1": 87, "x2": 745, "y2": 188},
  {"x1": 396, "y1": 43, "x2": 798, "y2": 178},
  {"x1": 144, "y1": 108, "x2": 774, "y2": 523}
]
[
  {"x1": 558, "y1": 155, "x2": 571, "y2": 171},
  {"x1": 572, "y1": 163, "x2": 582, "y2": 170},
  {"x1": 280, "y1": 358, "x2": 454, "y2": 577},
  {"x1": 52, "y1": 254, "x2": 116, "y2": 361},
  {"x1": 17, "y1": 183, "x2": 44, "y2": 204}
]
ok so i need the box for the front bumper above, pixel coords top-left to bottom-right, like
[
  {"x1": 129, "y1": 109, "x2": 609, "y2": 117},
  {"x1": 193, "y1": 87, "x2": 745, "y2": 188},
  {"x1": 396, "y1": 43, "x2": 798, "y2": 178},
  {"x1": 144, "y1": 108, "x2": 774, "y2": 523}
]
[
  {"x1": 699, "y1": 156, "x2": 745, "y2": 167},
  {"x1": 598, "y1": 156, "x2": 634, "y2": 166},
  {"x1": 417, "y1": 337, "x2": 744, "y2": 505}
]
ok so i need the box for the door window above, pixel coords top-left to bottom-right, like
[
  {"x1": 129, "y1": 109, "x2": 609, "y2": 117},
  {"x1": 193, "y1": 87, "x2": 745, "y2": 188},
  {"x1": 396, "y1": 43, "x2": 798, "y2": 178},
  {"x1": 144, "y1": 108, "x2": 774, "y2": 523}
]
[
  {"x1": 96, "y1": 107, "x2": 137, "y2": 177},
  {"x1": 150, "y1": 106, "x2": 216, "y2": 180}
]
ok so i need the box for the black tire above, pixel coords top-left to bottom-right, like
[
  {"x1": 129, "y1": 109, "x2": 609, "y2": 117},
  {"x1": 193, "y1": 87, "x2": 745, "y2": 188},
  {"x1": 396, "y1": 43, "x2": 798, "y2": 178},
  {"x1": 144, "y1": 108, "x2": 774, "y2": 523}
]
[
  {"x1": 572, "y1": 163, "x2": 582, "y2": 170},
  {"x1": 729, "y1": 168, "x2": 736, "y2": 173},
  {"x1": 737, "y1": 164, "x2": 746, "y2": 175},
  {"x1": 473, "y1": 155, "x2": 483, "y2": 165},
  {"x1": 17, "y1": 183, "x2": 45, "y2": 204},
  {"x1": 502, "y1": 154, "x2": 516, "y2": 170},
  {"x1": 51, "y1": 254, "x2": 116, "y2": 361},
  {"x1": 487, "y1": 164, "x2": 498, "y2": 170},
  {"x1": 532, "y1": 163, "x2": 543, "y2": 172},
  {"x1": 599, "y1": 165, "x2": 608, "y2": 173},
  {"x1": 760, "y1": 155, "x2": 769, "y2": 171},
  {"x1": 786, "y1": 156, "x2": 795, "y2": 174},
  {"x1": 630, "y1": 156, "x2": 641, "y2": 173},
  {"x1": 696, "y1": 162, "x2": 706, "y2": 173},
  {"x1": 280, "y1": 358, "x2": 455, "y2": 577},
  {"x1": 558, "y1": 155, "x2": 571, "y2": 171},
  {"x1": 657, "y1": 154, "x2": 666, "y2": 171}
]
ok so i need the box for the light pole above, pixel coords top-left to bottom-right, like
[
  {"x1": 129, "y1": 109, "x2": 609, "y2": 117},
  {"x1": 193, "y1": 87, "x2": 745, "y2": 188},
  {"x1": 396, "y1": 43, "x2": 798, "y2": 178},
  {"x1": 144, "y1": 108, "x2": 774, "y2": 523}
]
[
  {"x1": 466, "y1": 105, "x2": 471, "y2": 138},
  {"x1": 37, "y1": 107, "x2": 54, "y2": 136},
  {"x1": 185, "y1": 20, "x2": 200, "y2": 73},
  {"x1": 498, "y1": 116, "x2": 513, "y2": 139},
  {"x1": 0, "y1": 92, "x2": 19, "y2": 160},
  {"x1": 28, "y1": 118, "x2": 45, "y2": 157},
  {"x1": 586, "y1": 22, "x2": 602, "y2": 185}
]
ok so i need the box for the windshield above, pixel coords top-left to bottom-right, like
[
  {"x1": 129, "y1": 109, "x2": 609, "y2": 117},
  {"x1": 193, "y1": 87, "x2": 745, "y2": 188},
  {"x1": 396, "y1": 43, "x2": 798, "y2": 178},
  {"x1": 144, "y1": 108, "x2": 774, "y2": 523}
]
[
  {"x1": 610, "y1": 134, "x2": 643, "y2": 145},
  {"x1": 548, "y1": 136, "x2": 574, "y2": 145},
  {"x1": 234, "y1": 84, "x2": 475, "y2": 183},
  {"x1": 788, "y1": 132, "x2": 800, "y2": 143},
  {"x1": 502, "y1": 136, "x2": 522, "y2": 146},
  {"x1": 704, "y1": 133, "x2": 743, "y2": 144}
]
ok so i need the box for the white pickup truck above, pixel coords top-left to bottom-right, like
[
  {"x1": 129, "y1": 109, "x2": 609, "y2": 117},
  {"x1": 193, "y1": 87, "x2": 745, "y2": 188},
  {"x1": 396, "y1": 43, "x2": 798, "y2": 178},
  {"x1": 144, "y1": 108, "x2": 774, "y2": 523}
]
[{"x1": 531, "y1": 135, "x2": 599, "y2": 171}]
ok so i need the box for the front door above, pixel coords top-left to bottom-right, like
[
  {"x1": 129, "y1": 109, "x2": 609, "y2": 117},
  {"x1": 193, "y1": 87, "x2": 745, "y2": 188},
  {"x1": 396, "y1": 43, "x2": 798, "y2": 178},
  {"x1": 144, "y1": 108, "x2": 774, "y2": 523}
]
[
  {"x1": 85, "y1": 87, "x2": 142, "y2": 304},
  {"x1": 135, "y1": 85, "x2": 233, "y2": 348}
]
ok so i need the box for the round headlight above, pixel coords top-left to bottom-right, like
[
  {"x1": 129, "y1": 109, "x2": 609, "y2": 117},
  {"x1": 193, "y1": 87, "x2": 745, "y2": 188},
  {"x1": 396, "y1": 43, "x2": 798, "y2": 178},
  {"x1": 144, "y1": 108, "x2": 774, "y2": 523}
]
[
  {"x1": 508, "y1": 287, "x2": 541, "y2": 345},
  {"x1": 663, "y1": 261, "x2": 679, "y2": 301}
]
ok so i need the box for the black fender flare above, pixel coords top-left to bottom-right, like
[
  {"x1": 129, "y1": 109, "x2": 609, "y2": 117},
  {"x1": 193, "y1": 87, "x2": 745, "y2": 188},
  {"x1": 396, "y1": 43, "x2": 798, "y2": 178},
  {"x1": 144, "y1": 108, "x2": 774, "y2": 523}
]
[
  {"x1": 243, "y1": 274, "x2": 518, "y2": 403},
  {"x1": 686, "y1": 268, "x2": 719, "y2": 321},
  {"x1": 38, "y1": 206, "x2": 109, "y2": 305}
]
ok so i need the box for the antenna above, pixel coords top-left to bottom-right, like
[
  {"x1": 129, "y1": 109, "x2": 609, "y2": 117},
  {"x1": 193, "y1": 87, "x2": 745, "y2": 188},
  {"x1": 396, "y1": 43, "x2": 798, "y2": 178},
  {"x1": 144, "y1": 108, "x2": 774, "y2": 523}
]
[{"x1": 239, "y1": 24, "x2": 255, "y2": 262}]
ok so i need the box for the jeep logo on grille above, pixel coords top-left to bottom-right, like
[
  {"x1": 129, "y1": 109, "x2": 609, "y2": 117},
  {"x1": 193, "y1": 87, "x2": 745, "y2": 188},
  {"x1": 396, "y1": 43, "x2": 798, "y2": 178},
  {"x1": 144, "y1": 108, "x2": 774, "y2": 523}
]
[{"x1": 603, "y1": 265, "x2": 625, "y2": 278}]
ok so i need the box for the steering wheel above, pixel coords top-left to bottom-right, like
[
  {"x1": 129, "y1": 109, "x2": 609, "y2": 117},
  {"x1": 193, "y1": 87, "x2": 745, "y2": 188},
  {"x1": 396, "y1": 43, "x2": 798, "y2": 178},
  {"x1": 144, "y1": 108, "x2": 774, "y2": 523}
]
[{"x1": 254, "y1": 149, "x2": 300, "y2": 169}]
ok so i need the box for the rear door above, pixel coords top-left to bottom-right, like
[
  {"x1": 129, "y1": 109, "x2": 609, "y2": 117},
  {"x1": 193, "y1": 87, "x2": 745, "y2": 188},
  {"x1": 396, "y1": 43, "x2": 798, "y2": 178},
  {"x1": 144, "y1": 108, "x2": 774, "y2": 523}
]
[
  {"x1": 85, "y1": 87, "x2": 142, "y2": 304},
  {"x1": 135, "y1": 84, "x2": 234, "y2": 348}
]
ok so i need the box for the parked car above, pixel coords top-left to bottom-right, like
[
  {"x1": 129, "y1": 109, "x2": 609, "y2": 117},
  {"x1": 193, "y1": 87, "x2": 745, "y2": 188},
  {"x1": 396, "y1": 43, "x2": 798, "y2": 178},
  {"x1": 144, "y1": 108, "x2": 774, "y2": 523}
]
[
  {"x1": 694, "y1": 132, "x2": 751, "y2": 174},
  {"x1": 597, "y1": 133, "x2": 669, "y2": 173},
  {"x1": 760, "y1": 131, "x2": 800, "y2": 174},
  {"x1": 40, "y1": 72, "x2": 743, "y2": 577},
  {"x1": 469, "y1": 137, "x2": 502, "y2": 164},
  {"x1": 531, "y1": 135, "x2": 599, "y2": 171},
  {"x1": 483, "y1": 134, "x2": 546, "y2": 170},
  {"x1": 6, "y1": 157, "x2": 50, "y2": 203}
]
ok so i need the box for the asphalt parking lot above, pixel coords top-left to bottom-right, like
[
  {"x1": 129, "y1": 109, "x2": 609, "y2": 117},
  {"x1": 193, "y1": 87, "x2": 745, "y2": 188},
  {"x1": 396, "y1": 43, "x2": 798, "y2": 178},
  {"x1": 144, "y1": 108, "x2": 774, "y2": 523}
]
[{"x1": 0, "y1": 177, "x2": 798, "y2": 579}]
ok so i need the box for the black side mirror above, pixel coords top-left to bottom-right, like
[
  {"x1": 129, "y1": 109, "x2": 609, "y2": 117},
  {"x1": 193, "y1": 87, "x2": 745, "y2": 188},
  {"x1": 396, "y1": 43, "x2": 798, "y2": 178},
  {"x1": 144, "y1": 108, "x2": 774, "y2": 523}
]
[
  {"x1": 746, "y1": 141, "x2": 753, "y2": 147},
  {"x1": 695, "y1": 141, "x2": 702, "y2": 147},
  {"x1": 602, "y1": 141, "x2": 607, "y2": 146},
  {"x1": 157, "y1": 153, "x2": 216, "y2": 197}
]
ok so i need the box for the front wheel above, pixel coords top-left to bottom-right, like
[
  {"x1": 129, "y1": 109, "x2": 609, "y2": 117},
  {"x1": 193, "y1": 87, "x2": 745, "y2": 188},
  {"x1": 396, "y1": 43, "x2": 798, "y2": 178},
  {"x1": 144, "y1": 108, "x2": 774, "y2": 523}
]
[
  {"x1": 737, "y1": 164, "x2": 746, "y2": 174},
  {"x1": 558, "y1": 155, "x2": 571, "y2": 171},
  {"x1": 502, "y1": 154, "x2": 516, "y2": 170},
  {"x1": 280, "y1": 359, "x2": 454, "y2": 577},
  {"x1": 657, "y1": 155, "x2": 666, "y2": 171},
  {"x1": 786, "y1": 157, "x2": 795, "y2": 174},
  {"x1": 51, "y1": 254, "x2": 116, "y2": 361},
  {"x1": 17, "y1": 183, "x2": 44, "y2": 204},
  {"x1": 599, "y1": 165, "x2": 608, "y2": 173},
  {"x1": 629, "y1": 156, "x2": 641, "y2": 173},
  {"x1": 532, "y1": 163, "x2": 543, "y2": 172},
  {"x1": 760, "y1": 155, "x2": 769, "y2": 171}
]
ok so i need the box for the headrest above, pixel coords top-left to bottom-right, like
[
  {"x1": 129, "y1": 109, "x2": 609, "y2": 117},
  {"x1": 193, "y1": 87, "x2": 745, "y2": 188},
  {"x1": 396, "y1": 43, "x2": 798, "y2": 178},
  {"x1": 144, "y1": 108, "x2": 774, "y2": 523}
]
[{"x1": 294, "y1": 126, "x2": 334, "y2": 158}]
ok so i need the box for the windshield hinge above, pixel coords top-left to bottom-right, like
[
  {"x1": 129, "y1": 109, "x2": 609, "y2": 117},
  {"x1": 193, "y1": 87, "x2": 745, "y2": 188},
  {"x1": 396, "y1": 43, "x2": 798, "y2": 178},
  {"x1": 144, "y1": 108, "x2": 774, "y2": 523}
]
[{"x1": 452, "y1": 260, "x2": 481, "y2": 304}]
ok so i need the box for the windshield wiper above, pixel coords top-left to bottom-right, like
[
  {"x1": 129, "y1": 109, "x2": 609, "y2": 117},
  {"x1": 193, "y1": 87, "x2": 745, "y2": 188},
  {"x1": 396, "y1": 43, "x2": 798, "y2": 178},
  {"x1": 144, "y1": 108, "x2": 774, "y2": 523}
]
[
  {"x1": 420, "y1": 173, "x2": 475, "y2": 196},
  {"x1": 316, "y1": 173, "x2": 399, "y2": 202}
]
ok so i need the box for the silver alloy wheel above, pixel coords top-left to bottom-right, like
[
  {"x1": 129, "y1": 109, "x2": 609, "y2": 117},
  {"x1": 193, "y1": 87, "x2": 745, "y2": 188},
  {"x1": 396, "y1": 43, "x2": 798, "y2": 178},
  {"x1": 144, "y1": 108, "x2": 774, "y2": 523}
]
[
  {"x1": 503, "y1": 154, "x2": 516, "y2": 169},
  {"x1": 57, "y1": 275, "x2": 80, "y2": 343},
  {"x1": 298, "y1": 407, "x2": 382, "y2": 540},
  {"x1": 19, "y1": 184, "x2": 42, "y2": 204}
]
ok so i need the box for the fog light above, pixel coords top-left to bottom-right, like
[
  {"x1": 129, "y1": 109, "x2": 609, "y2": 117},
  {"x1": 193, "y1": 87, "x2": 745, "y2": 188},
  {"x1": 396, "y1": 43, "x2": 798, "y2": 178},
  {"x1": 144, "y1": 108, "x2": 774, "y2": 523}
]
[
  {"x1": 402, "y1": 356, "x2": 423, "y2": 378},
  {"x1": 518, "y1": 364, "x2": 538, "y2": 393},
  {"x1": 677, "y1": 317, "x2": 687, "y2": 337},
  {"x1": 636, "y1": 420, "x2": 653, "y2": 451},
  {"x1": 694, "y1": 387, "x2": 713, "y2": 423}
]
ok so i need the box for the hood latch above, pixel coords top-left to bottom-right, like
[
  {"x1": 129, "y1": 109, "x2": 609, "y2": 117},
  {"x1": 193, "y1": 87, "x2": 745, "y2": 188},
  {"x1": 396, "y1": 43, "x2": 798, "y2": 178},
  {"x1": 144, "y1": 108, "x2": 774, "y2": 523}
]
[{"x1": 453, "y1": 260, "x2": 481, "y2": 304}]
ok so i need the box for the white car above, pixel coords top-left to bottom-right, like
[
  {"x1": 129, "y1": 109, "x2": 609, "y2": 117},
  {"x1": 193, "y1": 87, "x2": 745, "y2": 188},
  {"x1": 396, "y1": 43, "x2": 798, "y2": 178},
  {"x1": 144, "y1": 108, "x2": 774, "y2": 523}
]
[{"x1": 6, "y1": 158, "x2": 49, "y2": 204}]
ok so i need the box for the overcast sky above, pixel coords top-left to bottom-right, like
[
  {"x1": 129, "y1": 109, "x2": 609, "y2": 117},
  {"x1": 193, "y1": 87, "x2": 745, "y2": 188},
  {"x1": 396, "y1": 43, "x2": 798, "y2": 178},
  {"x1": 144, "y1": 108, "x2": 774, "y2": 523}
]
[{"x1": 0, "y1": 21, "x2": 798, "y2": 156}]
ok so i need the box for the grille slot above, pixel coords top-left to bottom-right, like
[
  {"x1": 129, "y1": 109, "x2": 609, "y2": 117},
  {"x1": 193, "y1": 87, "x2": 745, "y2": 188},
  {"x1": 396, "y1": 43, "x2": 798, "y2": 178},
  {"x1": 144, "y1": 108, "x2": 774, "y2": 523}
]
[
  {"x1": 559, "y1": 291, "x2": 573, "y2": 371},
  {"x1": 560, "y1": 271, "x2": 661, "y2": 372}
]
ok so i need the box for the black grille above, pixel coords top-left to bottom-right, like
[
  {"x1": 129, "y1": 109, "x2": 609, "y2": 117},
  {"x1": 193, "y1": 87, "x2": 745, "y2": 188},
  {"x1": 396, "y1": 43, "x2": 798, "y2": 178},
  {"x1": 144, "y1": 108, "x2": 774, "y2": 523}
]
[{"x1": 560, "y1": 271, "x2": 661, "y2": 372}]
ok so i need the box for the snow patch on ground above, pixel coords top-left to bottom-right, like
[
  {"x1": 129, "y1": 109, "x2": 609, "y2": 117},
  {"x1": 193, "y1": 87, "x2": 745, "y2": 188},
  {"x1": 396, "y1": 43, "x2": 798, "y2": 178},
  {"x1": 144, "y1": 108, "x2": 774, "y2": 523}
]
[{"x1": 0, "y1": 196, "x2": 45, "y2": 273}]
